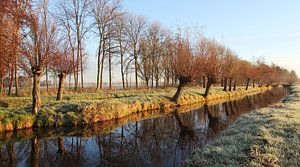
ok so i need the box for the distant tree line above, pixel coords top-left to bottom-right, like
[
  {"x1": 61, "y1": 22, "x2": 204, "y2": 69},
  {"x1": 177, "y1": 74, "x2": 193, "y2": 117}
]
[{"x1": 0, "y1": 0, "x2": 298, "y2": 113}]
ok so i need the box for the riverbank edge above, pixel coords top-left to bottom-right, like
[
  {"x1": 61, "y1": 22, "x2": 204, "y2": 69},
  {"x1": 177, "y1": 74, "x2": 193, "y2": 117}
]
[
  {"x1": 185, "y1": 85, "x2": 300, "y2": 167},
  {"x1": 0, "y1": 86, "x2": 271, "y2": 133}
]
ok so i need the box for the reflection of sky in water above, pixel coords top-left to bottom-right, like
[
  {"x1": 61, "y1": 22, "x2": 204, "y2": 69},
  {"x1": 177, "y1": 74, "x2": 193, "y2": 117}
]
[{"x1": 0, "y1": 88, "x2": 288, "y2": 167}]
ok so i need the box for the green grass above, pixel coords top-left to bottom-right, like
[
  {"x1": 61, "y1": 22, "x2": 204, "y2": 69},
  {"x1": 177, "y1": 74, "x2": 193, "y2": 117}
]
[
  {"x1": 186, "y1": 86, "x2": 300, "y2": 167},
  {"x1": 0, "y1": 86, "x2": 270, "y2": 133}
]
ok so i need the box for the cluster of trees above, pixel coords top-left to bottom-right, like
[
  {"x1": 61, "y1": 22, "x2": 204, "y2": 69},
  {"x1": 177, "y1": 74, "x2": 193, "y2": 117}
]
[
  {"x1": 170, "y1": 34, "x2": 298, "y2": 102},
  {"x1": 0, "y1": 0, "x2": 298, "y2": 114}
]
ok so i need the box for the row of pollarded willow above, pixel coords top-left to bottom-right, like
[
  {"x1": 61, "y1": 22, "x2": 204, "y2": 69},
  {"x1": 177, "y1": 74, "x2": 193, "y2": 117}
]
[
  {"x1": 170, "y1": 34, "x2": 298, "y2": 102},
  {"x1": 0, "y1": 0, "x2": 298, "y2": 114}
]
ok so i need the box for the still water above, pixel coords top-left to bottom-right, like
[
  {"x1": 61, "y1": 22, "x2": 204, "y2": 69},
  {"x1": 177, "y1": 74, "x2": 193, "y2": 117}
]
[{"x1": 0, "y1": 88, "x2": 289, "y2": 167}]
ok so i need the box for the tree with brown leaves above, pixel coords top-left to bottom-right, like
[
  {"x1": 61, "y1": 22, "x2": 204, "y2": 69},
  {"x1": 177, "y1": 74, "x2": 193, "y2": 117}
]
[
  {"x1": 50, "y1": 42, "x2": 77, "y2": 101},
  {"x1": 22, "y1": 8, "x2": 59, "y2": 114},
  {"x1": 172, "y1": 37, "x2": 199, "y2": 102}
]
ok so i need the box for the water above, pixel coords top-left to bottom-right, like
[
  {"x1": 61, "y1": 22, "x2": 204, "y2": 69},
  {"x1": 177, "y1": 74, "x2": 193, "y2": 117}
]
[{"x1": 0, "y1": 88, "x2": 289, "y2": 167}]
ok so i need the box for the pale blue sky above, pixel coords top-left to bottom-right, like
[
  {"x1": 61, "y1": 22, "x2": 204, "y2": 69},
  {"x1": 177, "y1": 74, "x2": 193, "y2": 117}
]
[{"x1": 84, "y1": 0, "x2": 300, "y2": 83}]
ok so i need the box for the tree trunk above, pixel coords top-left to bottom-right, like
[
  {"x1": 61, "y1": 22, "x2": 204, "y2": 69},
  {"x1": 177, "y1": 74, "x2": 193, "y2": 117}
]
[
  {"x1": 173, "y1": 111, "x2": 187, "y2": 131},
  {"x1": 223, "y1": 77, "x2": 227, "y2": 91},
  {"x1": 14, "y1": 62, "x2": 19, "y2": 96},
  {"x1": 13, "y1": 27, "x2": 19, "y2": 97},
  {"x1": 125, "y1": 71, "x2": 129, "y2": 88},
  {"x1": 173, "y1": 82, "x2": 184, "y2": 103},
  {"x1": 7, "y1": 143, "x2": 14, "y2": 164},
  {"x1": 233, "y1": 80, "x2": 237, "y2": 91},
  {"x1": 204, "y1": 76, "x2": 212, "y2": 97},
  {"x1": 172, "y1": 73, "x2": 175, "y2": 86},
  {"x1": 75, "y1": 59, "x2": 79, "y2": 91},
  {"x1": 245, "y1": 78, "x2": 250, "y2": 90},
  {"x1": 8, "y1": 65, "x2": 14, "y2": 96},
  {"x1": 145, "y1": 78, "x2": 149, "y2": 88},
  {"x1": 100, "y1": 39, "x2": 106, "y2": 90},
  {"x1": 221, "y1": 78, "x2": 223, "y2": 87},
  {"x1": 229, "y1": 101, "x2": 234, "y2": 113},
  {"x1": 76, "y1": 19, "x2": 82, "y2": 90},
  {"x1": 76, "y1": 57, "x2": 79, "y2": 91},
  {"x1": 73, "y1": 46, "x2": 77, "y2": 91},
  {"x1": 234, "y1": 100, "x2": 239, "y2": 112},
  {"x1": 0, "y1": 144, "x2": 2, "y2": 159},
  {"x1": 155, "y1": 77, "x2": 159, "y2": 88},
  {"x1": 229, "y1": 77, "x2": 232, "y2": 91},
  {"x1": 202, "y1": 76, "x2": 206, "y2": 88},
  {"x1": 246, "y1": 95, "x2": 251, "y2": 107},
  {"x1": 69, "y1": 75, "x2": 71, "y2": 91},
  {"x1": 120, "y1": 45, "x2": 125, "y2": 89},
  {"x1": 134, "y1": 55, "x2": 138, "y2": 89},
  {"x1": 57, "y1": 73, "x2": 66, "y2": 101},
  {"x1": 253, "y1": 79, "x2": 255, "y2": 88},
  {"x1": 30, "y1": 137, "x2": 40, "y2": 167},
  {"x1": 151, "y1": 75, "x2": 154, "y2": 88},
  {"x1": 121, "y1": 70, "x2": 125, "y2": 89},
  {"x1": 224, "y1": 102, "x2": 229, "y2": 116},
  {"x1": 67, "y1": 29, "x2": 76, "y2": 91},
  {"x1": 57, "y1": 137, "x2": 65, "y2": 155},
  {"x1": 45, "y1": 64, "x2": 49, "y2": 92},
  {"x1": 80, "y1": 44, "x2": 84, "y2": 89},
  {"x1": 108, "y1": 43, "x2": 112, "y2": 90},
  {"x1": 32, "y1": 68, "x2": 43, "y2": 114},
  {"x1": 0, "y1": 73, "x2": 3, "y2": 94},
  {"x1": 165, "y1": 75, "x2": 170, "y2": 86},
  {"x1": 96, "y1": 40, "x2": 101, "y2": 90}
]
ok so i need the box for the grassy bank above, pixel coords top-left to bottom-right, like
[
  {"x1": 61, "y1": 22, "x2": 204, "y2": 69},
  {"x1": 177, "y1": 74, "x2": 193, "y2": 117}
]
[
  {"x1": 186, "y1": 86, "x2": 299, "y2": 167},
  {"x1": 0, "y1": 86, "x2": 270, "y2": 133}
]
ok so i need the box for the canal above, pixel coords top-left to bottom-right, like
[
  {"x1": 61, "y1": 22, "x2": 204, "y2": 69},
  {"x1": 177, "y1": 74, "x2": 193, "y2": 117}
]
[{"x1": 0, "y1": 87, "x2": 289, "y2": 167}]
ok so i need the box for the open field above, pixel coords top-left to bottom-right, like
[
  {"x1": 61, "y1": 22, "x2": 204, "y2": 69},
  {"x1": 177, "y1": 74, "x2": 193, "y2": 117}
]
[
  {"x1": 186, "y1": 86, "x2": 300, "y2": 167},
  {"x1": 0, "y1": 86, "x2": 271, "y2": 133}
]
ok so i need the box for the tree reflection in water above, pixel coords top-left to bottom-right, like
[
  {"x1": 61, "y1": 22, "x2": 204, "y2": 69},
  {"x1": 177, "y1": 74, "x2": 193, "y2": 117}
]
[{"x1": 0, "y1": 88, "x2": 287, "y2": 167}]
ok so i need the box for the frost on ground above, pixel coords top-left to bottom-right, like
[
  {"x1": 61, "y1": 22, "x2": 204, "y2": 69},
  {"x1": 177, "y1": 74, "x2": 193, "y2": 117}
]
[{"x1": 186, "y1": 86, "x2": 300, "y2": 167}]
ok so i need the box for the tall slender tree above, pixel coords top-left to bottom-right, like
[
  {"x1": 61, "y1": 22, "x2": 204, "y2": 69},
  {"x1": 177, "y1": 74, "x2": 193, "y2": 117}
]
[
  {"x1": 126, "y1": 14, "x2": 146, "y2": 88},
  {"x1": 90, "y1": 0, "x2": 121, "y2": 90},
  {"x1": 58, "y1": 0, "x2": 90, "y2": 90}
]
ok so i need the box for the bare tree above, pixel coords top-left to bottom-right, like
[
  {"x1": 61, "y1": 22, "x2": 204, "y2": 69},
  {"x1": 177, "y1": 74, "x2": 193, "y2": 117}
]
[
  {"x1": 90, "y1": 0, "x2": 121, "y2": 90},
  {"x1": 56, "y1": 3, "x2": 77, "y2": 91},
  {"x1": 22, "y1": 7, "x2": 59, "y2": 114},
  {"x1": 58, "y1": 0, "x2": 91, "y2": 90},
  {"x1": 126, "y1": 14, "x2": 146, "y2": 88},
  {"x1": 138, "y1": 38, "x2": 152, "y2": 87},
  {"x1": 115, "y1": 13, "x2": 129, "y2": 89},
  {"x1": 161, "y1": 34, "x2": 175, "y2": 86},
  {"x1": 138, "y1": 22, "x2": 167, "y2": 88}
]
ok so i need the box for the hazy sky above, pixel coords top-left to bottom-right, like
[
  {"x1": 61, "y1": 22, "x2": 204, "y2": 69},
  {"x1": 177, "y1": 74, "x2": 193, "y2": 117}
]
[{"x1": 84, "y1": 0, "x2": 300, "y2": 83}]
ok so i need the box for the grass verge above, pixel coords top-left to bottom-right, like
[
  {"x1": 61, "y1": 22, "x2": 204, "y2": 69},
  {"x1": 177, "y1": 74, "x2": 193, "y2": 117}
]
[
  {"x1": 0, "y1": 86, "x2": 270, "y2": 133},
  {"x1": 186, "y1": 86, "x2": 300, "y2": 167}
]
